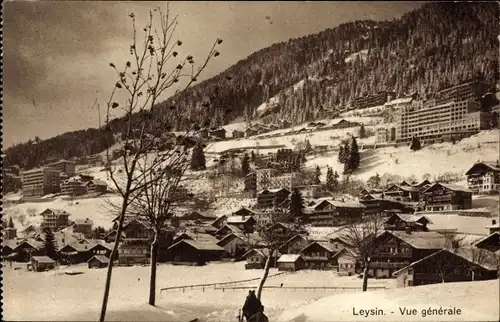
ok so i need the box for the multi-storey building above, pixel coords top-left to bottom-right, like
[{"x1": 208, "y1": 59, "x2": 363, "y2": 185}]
[
  {"x1": 244, "y1": 172, "x2": 257, "y2": 195},
  {"x1": 255, "y1": 168, "x2": 301, "y2": 192},
  {"x1": 40, "y1": 208, "x2": 71, "y2": 231},
  {"x1": 47, "y1": 159, "x2": 76, "y2": 176},
  {"x1": 395, "y1": 100, "x2": 491, "y2": 142},
  {"x1": 352, "y1": 91, "x2": 392, "y2": 110},
  {"x1": 435, "y1": 79, "x2": 491, "y2": 106},
  {"x1": 22, "y1": 167, "x2": 61, "y2": 197},
  {"x1": 61, "y1": 177, "x2": 87, "y2": 196},
  {"x1": 465, "y1": 161, "x2": 500, "y2": 195},
  {"x1": 421, "y1": 182, "x2": 472, "y2": 211},
  {"x1": 375, "y1": 127, "x2": 389, "y2": 143}
]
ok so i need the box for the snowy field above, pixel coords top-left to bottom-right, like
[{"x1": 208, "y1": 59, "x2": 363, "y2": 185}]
[
  {"x1": 3, "y1": 262, "x2": 392, "y2": 321},
  {"x1": 277, "y1": 279, "x2": 499, "y2": 322}
]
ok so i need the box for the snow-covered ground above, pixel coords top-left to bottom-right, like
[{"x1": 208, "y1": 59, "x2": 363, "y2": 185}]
[
  {"x1": 3, "y1": 262, "x2": 391, "y2": 321},
  {"x1": 277, "y1": 279, "x2": 499, "y2": 322}
]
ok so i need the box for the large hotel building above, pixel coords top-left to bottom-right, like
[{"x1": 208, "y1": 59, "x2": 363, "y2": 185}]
[{"x1": 22, "y1": 167, "x2": 61, "y2": 197}]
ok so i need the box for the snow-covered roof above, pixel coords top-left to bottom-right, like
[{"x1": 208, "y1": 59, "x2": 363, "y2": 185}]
[
  {"x1": 227, "y1": 216, "x2": 255, "y2": 224},
  {"x1": 385, "y1": 97, "x2": 413, "y2": 105},
  {"x1": 31, "y1": 256, "x2": 56, "y2": 264},
  {"x1": 380, "y1": 230, "x2": 446, "y2": 249},
  {"x1": 87, "y1": 255, "x2": 109, "y2": 264},
  {"x1": 277, "y1": 254, "x2": 303, "y2": 263}
]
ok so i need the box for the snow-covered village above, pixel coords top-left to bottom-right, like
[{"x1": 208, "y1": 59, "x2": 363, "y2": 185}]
[{"x1": 3, "y1": 2, "x2": 500, "y2": 322}]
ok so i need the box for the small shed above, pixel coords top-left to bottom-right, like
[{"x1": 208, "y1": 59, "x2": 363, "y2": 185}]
[
  {"x1": 277, "y1": 254, "x2": 305, "y2": 272},
  {"x1": 87, "y1": 255, "x2": 109, "y2": 269},
  {"x1": 30, "y1": 256, "x2": 56, "y2": 272}
]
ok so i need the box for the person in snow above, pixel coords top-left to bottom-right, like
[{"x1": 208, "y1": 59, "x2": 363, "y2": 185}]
[{"x1": 242, "y1": 290, "x2": 263, "y2": 321}]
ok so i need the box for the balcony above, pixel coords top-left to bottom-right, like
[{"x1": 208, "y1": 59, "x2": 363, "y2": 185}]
[
  {"x1": 375, "y1": 251, "x2": 412, "y2": 258},
  {"x1": 370, "y1": 261, "x2": 409, "y2": 269}
]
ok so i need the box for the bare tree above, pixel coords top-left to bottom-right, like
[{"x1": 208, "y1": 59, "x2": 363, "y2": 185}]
[
  {"x1": 255, "y1": 212, "x2": 300, "y2": 301},
  {"x1": 341, "y1": 214, "x2": 385, "y2": 291},
  {"x1": 99, "y1": 5, "x2": 224, "y2": 321}
]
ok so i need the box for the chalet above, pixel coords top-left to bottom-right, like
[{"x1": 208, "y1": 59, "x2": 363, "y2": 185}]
[
  {"x1": 59, "y1": 241, "x2": 112, "y2": 264},
  {"x1": 383, "y1": 184, "x2": 420, "y2": 202},
  {"x1": 475, "y1": 232, "x2": 500, "y2": 252},
  {"x1": 333, "y1": 119, "x2": 361, "y2": 129},
  {"x1": 369, "y1": 230, "x2": 447, "y2": 278},
  {"x1": 332, "y1": 248, "x2": 359, "y2": 276},
  {"x1": 383, "y1": 214, "x2": 432, "y2": 232},
  {"x1": 226, "y1": 215, "x2": 257, "y2": 233},
  {"x1": 265, "y1": 222, "x2": 299, "y2": 239},
  {"x1": 210, "y1": 128, "x2": 226, "y2": 140},
  {"x1": 242, "y1": 248, "x2": 276, "y2": 269},
  {"x1": 4, "y1": 227, "x2": 17, "y2": 240},
  {"x1": 422, "y1": 183, "x2": 472, "y2": 211},
  {"x1": 300, "y1": 241, "x2": 338, "y2": 270},
  {"x1": 87, "y1": 255, "x2": 109, "y2": 269},
  {"x1": 232, "y1": 130, "x2": 245, "y2": 139},
  {"x1": 40, "y1": 208, "x2": 71, "y2": 231},
  {"x1": 393, "y1": 248, "x2": 498, "y2": 287},
  {"x1": 167, "y1": 239, "x2": 227, "y2": 265},
  {"x1": 214, "y1": 224, "x2": 244, "y2": 239},
  {"x1": 277, "y1": 254, "x2": 305, "y2": 271},
  {"x1": 256, "y1": 188, "x2": 291, "y2": 209},
  {"x1": 412, "y1": 180, "x2": 431, "y2": 190},
  {"x1": 298, "y1": 185, "x2": 330, "y2": 199},
  {"x1": 30, "y1": 256, "x2": 56, "y2": 272},
  {"x1": 85, "y1": 179, "x2": 108, "y2": 194},
  {"x1": 306, "y1": 198, "x2": 365, "y2": 226},
  {"x1": 71, "y1": 218, "x2": 94, "y2": 238},
  {"x1": 359, "y1": 194, "x2": 415, "y2": 215},
  {"x1": 173, "y1": 232, "x2": 195, "y2": 244},
  {"x1": 465, "y1": 161, "x2": 500, "y2": 194},
  {"x1": 278, "y1": 234, "x2": 310, "y2": 255},
  {"x1": 118, "y1": 239, "x2": 150, "y2": 265},
  {"x1": 14, "y1": 239, "x2": 44, "y2": 262},
  {"x1": 2, "y1": 240, "x2": 19, "y2": 259},
  {"x1": 245, "y1": 128, "x2": 259, "y2": 138},
  {"x1": 178, "y1": 211, "x2": 214, "y2": 222},
  {"x1": 216, "y1": 232, "x2": 263, "y2": 258},
  {"x1": 211, "y1": 215, "x2": 228, "y2": 229},
  {"x1": 233, "y1": 207, "x2": 256, "y2": 218}
]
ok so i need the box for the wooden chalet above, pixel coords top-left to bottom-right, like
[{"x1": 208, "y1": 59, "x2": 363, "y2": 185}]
[
  {"x1": 211, "y1": 215, "x2": 228, "y2": 229},
  {"x1": 216, "y1": 232, "x2": 264, "y2": 258},
  {"x1": 383, "y1": 184, "x2": 420, "y2": 202},
  {"x1": 393, "y1": 248, "x2": 498, "y2": 287},
  {"x1": 383, "y1": 214, "x2": 432, "y2": 232},
  {"x1": 88, "y1": 255, "x2": 109, "y2": 269},
  {"x1": 465, "y1": 161, "x2": 500, "y2": 195},
  {"x1": 277, "y1": 254, "x2": 305, "y2": 271},
  {"x1": 210, "y1": 128, "x2": 226, "y2": 140},
  {"x1": 167, "y1": 239, "x2": 227, "y2": 265},
  {"x1": 59, "y1": 241, "x2": 113, "y2": 264},
  {"x1": 232, "y1": 129, "x2": 245, "y2": 139},
  {"x1": 214, "y1": 224, "x2": 244, "y2": 239},
  {"x1": 226, "y1": 215, "x2": 257, "y2": 233},
  {"x1": 332, "y1": 248, "x2": 359, "y2": 276},
  {"x1": 422, "y1": 183, "x2": 472, "y2": 211},
  {"x1": 475, "y1": 232, "x2": 500, "y2": 252},
  {"x1": 242, "y1": 248, "x2": 276, "y2": 269},
  {"x1": 278, "y1": 234, "x2": 310, "y2": 255},
  {"x1": 10, "y1": 239, "x2": 44, "y2": 262},
  {"x1": 305, "y1": 198, "x2": 365, "y2": 226},
  {"x1": 360, "y1": 194, "x2": 416, "y2": 215},
  {"x1": 300, "y1": 241, "x2": 340, "y2": 270},
  {"x1": 30, "y1": 256, "x2": 56, "y2": 272},
  {"x1": 368, "y1": 230, "x2": 447, "y2": 278}
]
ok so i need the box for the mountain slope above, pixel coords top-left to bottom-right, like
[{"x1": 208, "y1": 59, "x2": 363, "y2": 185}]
[{"x1": 4, "y1": 2, "x2": 499, "y2": 169}]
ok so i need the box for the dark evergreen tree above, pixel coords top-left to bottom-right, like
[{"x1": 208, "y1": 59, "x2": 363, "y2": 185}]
[
  {"x1": 241, "y1": 153, "x2": 250, "y2": 177},
  {"x1": 190, "y1": 143, "x2": 206, "y2": 170},
  {"x1": 288, "y1": 188, "x2": 305, "y2": 223},
  {"x1": 333, "y1": 171, "x2": 340, "y2": 191},
  {"x1": 305, "y1": 140, "x2": 312, "y2": 153},
  {"x1": 251, "y1": 151, "x2": 256, "y2": 163},
  {"x1": 326, "y1": 167, "x2": 334, "y2": 191},
  {"x1": 410, "y1": 136, "x2": 422, "y2": 151},
  {"x1": 359, "y1": 124, "x2": 366, "y2": 138},
  {"x1": 338, "y1": 145, "x2": 345, "y2": 164},
  {"x1": 8, "y1": 217, "x2": 15, "y2": 228},
  {"x1": 313, "y1": 165, "x2": 321, "y2": 185},
  {"x1": 43, "y1": 227, "x2": 58, "y2": 260},
  {"x1": 92, "y1": 226, "x2": 106, "y2": 239},
  {"x1": 344, "y1": 137, "x2": 360, "y2": 174}
]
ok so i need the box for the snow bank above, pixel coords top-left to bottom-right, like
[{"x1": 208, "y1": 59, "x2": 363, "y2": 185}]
[{"x1": 276, "y1": 280, "x2": 499, "y2": 322}]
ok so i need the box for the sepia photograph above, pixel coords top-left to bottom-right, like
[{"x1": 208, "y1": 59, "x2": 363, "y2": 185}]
[{"x1": 2, "y1": 1, "x2": 499, "y2": 321}]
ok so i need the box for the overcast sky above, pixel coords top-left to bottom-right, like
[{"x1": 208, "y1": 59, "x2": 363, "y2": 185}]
[{"x1": 4, "y1": 1, "x2": 424, "y2": 147}]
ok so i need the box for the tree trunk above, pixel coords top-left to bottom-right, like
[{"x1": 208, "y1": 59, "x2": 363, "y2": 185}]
[
  {"x1": 257, "y1": 250, "x2": 274, "y2": 301},
  {"x1": 99, "y1": 195, "x2": 129, "y2": 322},
  {"x1": 362, "y1": 259, "x2": 370, "y2": 292},
  {"x1": 149, "y1": 232, "x2": 159, "y2": 306}
]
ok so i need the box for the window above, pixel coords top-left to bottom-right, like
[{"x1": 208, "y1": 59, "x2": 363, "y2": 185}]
[{"x1": 408, "y1": 268, "x2": 413, "y2": 274}]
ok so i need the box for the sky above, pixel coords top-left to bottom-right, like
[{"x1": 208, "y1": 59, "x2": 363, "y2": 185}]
[{"x1": 3, "y1": 1, "x2": 425, "y2": 147}]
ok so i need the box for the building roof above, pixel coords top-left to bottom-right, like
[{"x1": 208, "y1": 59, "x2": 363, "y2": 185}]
[
  {"x1": 279, "y1": 234, "x2": 308, "y2": 250},
  {"x1": 217, "y1": 232, "x2": 263, "y2": 247},
  {"x1": 41, "y1": 208, "x2": 71, "y2": 217},
  {"x1": 386, "y1": 213, "x2": 433, "y2": 225},
  {"x1": 73, "y1": 218, "x2": 94, "y2": 225},
  {"x1": 88, "y1": 255, "x2": 110, "y2": 264},
  {"x1": 393, "y1": 248, "x2": 499, "y2": 276},
  {"x1": 31, "y1": 256, "x2": 56, "y2": 264},
  {"x1": 465, "y1": 161, "x2": 500, "y2": 176},
  {"x1": 242, "y1": 248, "x2": 272, "y2": 258},
  {"x1": 475, "y1": 232, "x2": 500, "y2": 247},
  {"x1": 423, "y1": 182, "x2": 472, "y2": 193},
  {"x1": 169, "y1": 239, "x2": 225, "y2": 251},
  {"x1": 226, "y1": 215, "x2": 255, "y2": 224},
  {"x1": 277, "y1": 254, "x2": 303, "y2": 263},
  {"x1": 380, "y1": 230, "x2": 447, "y2": 249},
  {"x1": 215, "y1": 224, "x2": 244, "y2": 236},
  {"x1": 300, "y1": 241, "x2": 338, "y2": 253}
]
